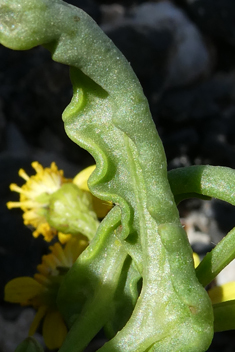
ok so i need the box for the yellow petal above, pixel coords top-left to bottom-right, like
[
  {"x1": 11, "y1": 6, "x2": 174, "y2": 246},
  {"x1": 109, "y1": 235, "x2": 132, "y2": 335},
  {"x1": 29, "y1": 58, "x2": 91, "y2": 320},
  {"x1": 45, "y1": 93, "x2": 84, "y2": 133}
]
[
  {"x1": 73, "y1": 165, "x2": 96, "y2": 191},
  {"x1": 92, "y1": 195, "x2": 113, "y2": 218},
  {"x1": 50, "y1": 242, "x2": 67, "y2": 265},
  {"x1": 58, "y1": 232, "x2": 72, "y2": 244},
  {"x1": 42, "y1": 310, "x2": 67, "y2": 349},
  {"x1": 29, "y1": 305, "x2": 48, "y2": 336},
  {"x1": 193, "y1": 252, "x2": 200, "y2": 268},
  {"x1": 73, "y1": 165, "x2": 112, "y2": 218},
  {"x1": 34, "y1": 273, "x2": 51, "y2": 285},
  {"x1": 63, "y1": 236, "x2": 88, "y2": 264},
  {"x1": 208, "y1": 281, "x2": 235, "y2": 304},
  {"x1": 19, "y1": 168, "x2": 30, "y2": 181},
  {"x1": 31, "y1": 161, "x2": 44, "y2": 174},
  {"x1": 6, "y1": 201, "x2": 23, "y2": 209},
  {"x1": 32, "y1": 223, "x2": 56, "y2": 242},
  {"x1": 4, "y1": 277, "x2": 43, "y2": 304}
]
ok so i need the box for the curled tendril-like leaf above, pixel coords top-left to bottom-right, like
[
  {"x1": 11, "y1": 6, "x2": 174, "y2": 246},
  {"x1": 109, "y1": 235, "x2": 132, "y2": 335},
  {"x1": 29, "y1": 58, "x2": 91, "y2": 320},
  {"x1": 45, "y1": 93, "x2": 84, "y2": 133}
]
[
  {"x1": 168, "y1": 165, "x2": 235, "y2": 205},
  {"x1": 0, "y1": 1, "x2": 214, "y2": 351},
  {"x1": 168, "y1": 165, "x2": 235, "y2": 287}
]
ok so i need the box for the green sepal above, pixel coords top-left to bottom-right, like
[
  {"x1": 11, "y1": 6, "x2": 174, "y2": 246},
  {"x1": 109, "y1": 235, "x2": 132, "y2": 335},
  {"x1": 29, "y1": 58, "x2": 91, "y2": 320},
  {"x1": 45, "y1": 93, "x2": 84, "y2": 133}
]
[
  {"x1": 196, "y1": 227, "x2": 235, "y2": 287},
  {"x1": 47, "y1": 183, "x2": 99, "y2": 240}
]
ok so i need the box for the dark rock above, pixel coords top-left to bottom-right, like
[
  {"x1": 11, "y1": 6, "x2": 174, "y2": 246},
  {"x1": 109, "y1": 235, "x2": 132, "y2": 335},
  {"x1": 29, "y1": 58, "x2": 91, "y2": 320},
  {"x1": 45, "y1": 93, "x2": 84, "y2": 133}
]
[
  {"x1": 0, "y1": 45, "x2": 93, "y2": 167},
  {"x1": 186, "y1": 0, "x2": 235, "y2": 46},
  {"x1": 0, "y1": 46, "x2": 70, "y2": 145},
  {"x1": 208, "y1": 331, "x2": 235, "y2": 352},
  {"x1": 5, "y1": 123, "x2": 31, "y2": 157},
  {"x1": 65, "y1": 0, "x2": 101, "y2": 22},
  {"x1": 157, "y1": 73, "x2": 235, "y2": 124},
  {"x1": 106, "y1": 23, "x2": 173, "y2": 82},
  {"x1": 100, "y1": 4, "x2": 125, "y2": 25},
  {"x1": 199, "y1": 116, "x2": 235, "y2": 167},
  {"x1": 0, "y1": 99, "x2": 6, "y2": 150},
  {"x1": 96, "y1": 0, "x2": 146, "y2": 6},
  {"x1": 104, "y1": 1, "x2": 210, "y2": 91},
  {"x1": 211, "y1": 199, "x2": 235, "y2": 234},
  {"x1": 167, "y1": 155, "x2": 191, "y2": 169},
  {"x1": 163, "y1": 127, "x2": 199, "y2": 161}
]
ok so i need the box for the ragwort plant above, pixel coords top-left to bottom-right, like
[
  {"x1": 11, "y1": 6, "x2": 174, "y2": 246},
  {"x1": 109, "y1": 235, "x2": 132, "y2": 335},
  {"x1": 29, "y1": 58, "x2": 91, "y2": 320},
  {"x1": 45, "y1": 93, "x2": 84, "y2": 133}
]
[{"x1": 1, "y1": 0, "x2": 235, "y2": 351}]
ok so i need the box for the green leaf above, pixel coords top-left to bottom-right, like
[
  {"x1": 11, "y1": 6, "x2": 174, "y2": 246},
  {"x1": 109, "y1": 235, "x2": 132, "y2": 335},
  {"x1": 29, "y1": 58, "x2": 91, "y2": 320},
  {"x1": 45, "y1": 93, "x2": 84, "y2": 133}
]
[
  {"x1": 58, "y1": 207, "x2": 129, "y2": 352},
  {"x1": 168, "y1": 165, "x2": 235, "y2": 205},
  {"x1": 0, "y1": 1, "x2": 214, "y2": 351},
  {"x1": 104, "y1": 255, "x2": 142, "y2": 339}
]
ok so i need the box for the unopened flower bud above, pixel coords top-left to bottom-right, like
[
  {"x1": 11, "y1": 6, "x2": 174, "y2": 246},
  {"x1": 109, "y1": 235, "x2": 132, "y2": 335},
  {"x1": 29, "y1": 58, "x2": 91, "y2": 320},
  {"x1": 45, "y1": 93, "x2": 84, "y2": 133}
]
[{"x1": 47, "y1": 183, "x2": 99, "y2": 240}]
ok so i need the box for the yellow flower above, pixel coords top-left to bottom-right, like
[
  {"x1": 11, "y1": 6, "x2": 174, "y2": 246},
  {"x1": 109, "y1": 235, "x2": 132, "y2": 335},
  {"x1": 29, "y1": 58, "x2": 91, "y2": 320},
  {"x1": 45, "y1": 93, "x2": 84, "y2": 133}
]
[
  {"x1": 4, "y1": 236, "x2": 88, "y2": 350},
  {"x1": 7, "y1": 162, "x2": 112, "y2": 242},
  {"x1": 7, "y1": 161, "x2": 70, "y2": 242}
]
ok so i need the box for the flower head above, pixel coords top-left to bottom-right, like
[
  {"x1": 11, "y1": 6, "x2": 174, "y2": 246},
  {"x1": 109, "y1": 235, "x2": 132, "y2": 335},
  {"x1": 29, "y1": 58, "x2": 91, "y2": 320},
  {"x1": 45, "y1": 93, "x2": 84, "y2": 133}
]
[
  {"x1": 7, "y1": 162, "x2": 70, "y2": 242},
  {"x1": 7, "y1": 162, "x2": 112, "y2": 243},
  {"x1": 5, "y1": 236, "x2": 88, "y2": 350}
]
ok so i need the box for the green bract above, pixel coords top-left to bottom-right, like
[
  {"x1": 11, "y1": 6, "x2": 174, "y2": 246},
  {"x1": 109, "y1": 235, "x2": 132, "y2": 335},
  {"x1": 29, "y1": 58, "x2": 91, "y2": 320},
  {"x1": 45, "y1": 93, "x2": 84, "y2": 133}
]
[{"x1": 1, "y1": 0, "x2": 235, "y2": 351}]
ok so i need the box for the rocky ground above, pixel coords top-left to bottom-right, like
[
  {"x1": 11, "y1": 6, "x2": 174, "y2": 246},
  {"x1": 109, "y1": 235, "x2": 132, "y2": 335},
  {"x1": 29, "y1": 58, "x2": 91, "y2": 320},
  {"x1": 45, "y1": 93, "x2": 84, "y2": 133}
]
[{"x1": 1, "y1": 0, "x2": 235, "y2": 351}]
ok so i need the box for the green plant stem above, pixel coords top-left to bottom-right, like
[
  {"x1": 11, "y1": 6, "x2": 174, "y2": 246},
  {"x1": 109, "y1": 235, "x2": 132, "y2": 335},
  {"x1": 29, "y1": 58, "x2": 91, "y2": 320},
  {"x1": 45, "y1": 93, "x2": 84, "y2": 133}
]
[
  {"x1": 58, "y1": 207, "x2": 128, "y2": 352},
  {"x1": 196, "y1": 227, "x2": 235, "y2": 287},
  {"x1": 168, "y1": 165, "x2": 235, "y2": 205}
]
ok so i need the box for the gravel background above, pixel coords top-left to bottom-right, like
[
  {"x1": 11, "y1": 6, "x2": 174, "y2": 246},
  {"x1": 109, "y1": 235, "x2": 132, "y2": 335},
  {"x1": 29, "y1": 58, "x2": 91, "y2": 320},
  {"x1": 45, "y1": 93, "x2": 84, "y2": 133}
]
[{"x1": 1, "y1": 0, "x2": 235, "y2": 350}]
